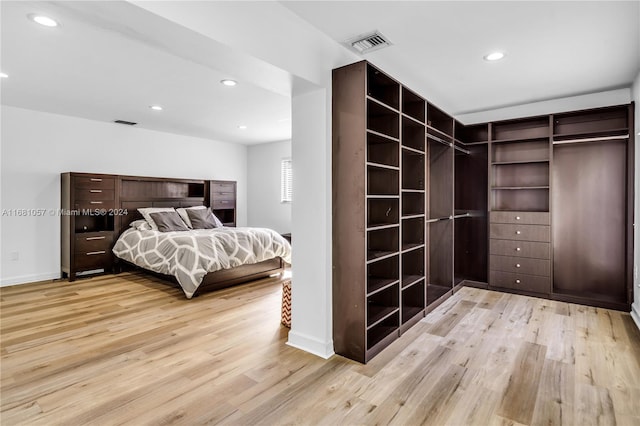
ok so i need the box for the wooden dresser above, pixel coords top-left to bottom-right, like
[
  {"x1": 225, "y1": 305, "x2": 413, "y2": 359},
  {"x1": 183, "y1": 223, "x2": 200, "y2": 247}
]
[
  {"x1": 210, "y1": 180, "x2": 237, "y2": 227},
  {"x1": 61, "y1": 173, "x2": 118, "y2": 281}
]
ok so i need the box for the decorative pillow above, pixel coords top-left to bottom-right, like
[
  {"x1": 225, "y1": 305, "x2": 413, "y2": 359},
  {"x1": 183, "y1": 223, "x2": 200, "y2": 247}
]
[
  {"x1": 129, "y1": 219, "x2": 152, "y2": 231},
  {"x1": 137, "y1": 207, "x2": 175, "y2": 231},
  {"x1": 176, "y1": 205, "x2": 206, "y2": 228},
  {"x1": 186, "y1": 207, "x2": 217, "y2": 229},
  {"x1": 149, "y1": 211, "x2": 190, "y2": 232}
]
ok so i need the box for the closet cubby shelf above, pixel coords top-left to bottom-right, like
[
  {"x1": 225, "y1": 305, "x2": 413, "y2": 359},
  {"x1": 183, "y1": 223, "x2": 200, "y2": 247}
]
[
  {"x1": 366, "y1": 162, "x2": 400, "y2": 171},
  {"x1": 366, "y1": 129, "x2": 400, "y2": 143},
  {"x1": 402, "y1": 145, "x2": 424, "y2": 155},
  {"x1": 367, "y1": 223, "x2": 400, "y2": 231},
  {"x1": 402, "y1": 243, "x2": 424, "y2": 253},
  {"x1": 490, "y1": 135, "x2": 550, "y2": 144},
  {"x1": 492, "y1": 159, "x2": 549, "y2": 165},
  {"x1": 366, "y1": 95, "x2": 401, "y2": 113},
  {"x1": 492, "y1": 186, "x2": 550, "y2": 190},
  {"x1": 552, "y1": 127, "x2": 628, "y2": 139},
  {"x1": 402, "y1": 275, "x2": 424, "y2": 289},
  {"x1": 401, "y1": 213, "x2": 425, "y2": 220},
  {"x1": 366, "y1": 251, "x2": 398, "y2": 264},
  {"x1": 401, "y1": 189, "x2": 425, "y2": 193},
  {"x1": 367, "y1": 306, "x2": 399, "y2": 329},
  {"x1": 367, "y1": 279, "x2": 400, "y2": 296},
  {"x1": 402, "y1": 113, "x2": 425, "y2": 126}
]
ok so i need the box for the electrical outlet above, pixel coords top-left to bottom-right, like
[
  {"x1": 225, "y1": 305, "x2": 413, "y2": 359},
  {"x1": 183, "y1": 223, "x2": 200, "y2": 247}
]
[{"x1": 10, "y1": 251, "x2": 19, "y2": 261}]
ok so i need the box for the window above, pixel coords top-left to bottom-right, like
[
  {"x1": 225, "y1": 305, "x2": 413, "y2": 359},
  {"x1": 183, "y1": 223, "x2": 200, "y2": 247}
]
[{"x1": 281, "y1": 158, "x2": 292, "y2": 203}]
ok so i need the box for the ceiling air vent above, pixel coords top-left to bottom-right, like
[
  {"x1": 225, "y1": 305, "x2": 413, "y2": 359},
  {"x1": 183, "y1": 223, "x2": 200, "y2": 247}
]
[
  {"x1": 114, "y1": 120, "x2": 137, "y2": 126},
  {"x1": 346, "y1": 31, "x2": 392, "y2": 54}
]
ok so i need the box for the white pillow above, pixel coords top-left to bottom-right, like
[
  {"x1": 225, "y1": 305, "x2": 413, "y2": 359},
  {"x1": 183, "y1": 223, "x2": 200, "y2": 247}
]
[
  {"x1": 137, "y1": 207, "x2": 176, "y2": 231},
  {"x1": 129, "y1": 219, "x2": 152, "y2": 231},
  {"x1": 176, "y1": 206, "x2": 224, "y2": 228}
]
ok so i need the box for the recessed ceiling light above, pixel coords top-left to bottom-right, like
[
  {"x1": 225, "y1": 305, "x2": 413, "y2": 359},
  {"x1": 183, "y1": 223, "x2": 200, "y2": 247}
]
[
  {"x1": 484, "y1": 51, "x2": 505, "y2": 61},
  {"x1": 149, "y1": 105, "x2": 163, "y2": 111},
  {"x1": 28, "y1": 14, "x2": 59, "y2": 27},
  {"x1": 0, "y1": 72, "x2": 8, "y2": 78},
  {"x1": 238, "y1": 125, "x2": 247, "y2": 130},
  {"x1": 221, "y1": 79, "x2": 237, "y2": 87}
]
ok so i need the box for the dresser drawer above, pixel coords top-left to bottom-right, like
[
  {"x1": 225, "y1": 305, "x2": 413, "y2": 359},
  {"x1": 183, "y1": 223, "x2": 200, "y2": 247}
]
[
  {"x1": 211, "y1": 191, "x2": 236, "y2": 201},
  {"x1": 490, "y1": 255, "x2": 550, "y2": 277},
  {"x1": 75, "y1": 232, "x2": 113, "y2": 253},
  {"x1": 490, "y1": 211, "x2": 550, "y2": 225},
  {"x1": 212, "y1": 199, "x2": 235, "y2": 209},
  {"x1": 490, "y1": 239, "x2": 550, "y2": 259},
  {"x1": 75, "y1": 200, "x2": 115, "y2": 210},
  {"x1": 212, "y1": 182, "x2": 235, "y2": 193},
  {"x1": 75, "y1": 188, "x2": 115, "y2": 201},
  {"x1": 490, "y1": 270, "x2": 550, "y2": 294},
  {"x1": 490, "y1": 224, "x2": 550, "y2": 242},
  {"x1": 74, "y1": 176, "x2": 115, "y2": 190},
  {"x1": 74, "y1": 251, "x2": 112, "y2": 271}
]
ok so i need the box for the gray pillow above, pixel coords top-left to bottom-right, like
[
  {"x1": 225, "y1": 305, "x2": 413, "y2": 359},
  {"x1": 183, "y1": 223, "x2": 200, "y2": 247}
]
[
  {"x1": 186, "y1": 207, "x2": 217, "y2": 229},
  {"x1": 149, "y1": 211, "x2": 190, "y2": 232}
]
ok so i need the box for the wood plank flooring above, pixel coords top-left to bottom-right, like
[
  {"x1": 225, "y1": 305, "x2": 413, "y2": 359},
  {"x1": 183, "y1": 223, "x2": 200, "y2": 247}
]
[{"x1": 1, "y1": 272, "x2": 639, "y2": 425}]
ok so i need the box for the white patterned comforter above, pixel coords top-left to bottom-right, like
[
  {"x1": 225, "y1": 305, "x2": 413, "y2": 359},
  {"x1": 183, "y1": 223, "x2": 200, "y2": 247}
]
[{"x1": 112, "y1": 227, "x2": 291, "y2": 298}]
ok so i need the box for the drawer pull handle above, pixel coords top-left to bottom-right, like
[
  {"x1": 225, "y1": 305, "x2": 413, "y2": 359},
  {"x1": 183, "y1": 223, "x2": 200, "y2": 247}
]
[
  {"x1": 516, "y1": 279, "x2": 521, "y2": 284},
  {"x1": 516, "y1": 216, "x2": 521, "y2": 220},
  {"x1": 516, "y1": 231, "x2": 521, "y2": 235},
  {"x1": 86, "y1": 251, "x2": 106, "y2": 256},
  {"x1": 86, "y1": 236, "x2": 106, "y2": 241},
  {"x1": 90, "y1": 201, "x2": 103, "y2": 204},
  {"x1": 89, "y1": 190, "x2": 103, "y2": 193},
  {"x1": 90, "y1": 178, "x2": 102, "y2": 182},
  {"x1": 516, "y1": 247, "x2": 521, "y2": 251},
  {"x1": 516, "y1": 263, "x2": 521, "y2": 268}
]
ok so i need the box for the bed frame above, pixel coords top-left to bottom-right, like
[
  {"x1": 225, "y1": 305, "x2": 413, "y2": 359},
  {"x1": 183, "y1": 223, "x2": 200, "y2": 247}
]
[{"x1": 114, "y1": 174, "x2": 286, "y2": 296}]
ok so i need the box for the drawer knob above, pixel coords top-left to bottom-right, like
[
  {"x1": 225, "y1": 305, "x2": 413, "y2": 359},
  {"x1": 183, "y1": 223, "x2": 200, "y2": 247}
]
[
  {"x1": 86, "y1": 236, "x2": 106, "y2": 241},
  {"x1": 516, "y1": 263, "x2": 521, "y2": 268},
  {"x1": 89, "y1": 190, "x2": 103, "y2": 193},
  {"x1": 516, "y1": 279, "x2": 521, "y2": 284},
  {"x1": 86, "y1": 251, "x2": 106, "y2": 256},
  {"x1": 90, "y1": 201, "x2": 103, "y2": 205},
  {"x1": 90, "y1": 178, "x2": 102, "y2": 182},
  {"x1": 516, "y1": 216, "x2": 521, "y2": 220},
  {"x1": 516, "y1": 231, "x2": 521, "y2": 235},
  {"x1": 516, "y1": 247, "x2": 521, "y2": 251}
]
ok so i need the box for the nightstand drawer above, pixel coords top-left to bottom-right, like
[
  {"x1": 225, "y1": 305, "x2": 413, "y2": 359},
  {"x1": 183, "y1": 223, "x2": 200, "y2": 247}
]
[
  {"x1": 74, "y1": 177, "x2": 115, "y2": 190},
  {"x1": 490, "y1": 239, "x2": 550, "y2": 259},
  {"x1": 490, "y1": 270, "x2": 550, "y2": 294},
  {"x1": 211, "y1": 191, "x2": 235, "y2": 201},
  {"x1": 490, "y1": 255, "x2": 550, "y2": 277},
  {"x1": 75, "y1": 188, "x2": 115, "y2": 201},
  {"x1": 74, "y1": 251, "x2": 112, "y2": 271},
  {"x1": 490, "y1": 224, "x2": 550, "y2": 242},
  {"x1": 75, "y1": 200, "x2": 115, "y2": 210},
  {"x1": 212, "y1": 199, "x2": 235, "y2": 209},
  {"x1": 212, "y1": 183, "x2": 235, "y2": 193},
  {"x1": 75, "y1": 232, "x2": 113, "y2": 253},
  {"x1": 490, "y1": 211, "x2": 550, "y2": 225}
]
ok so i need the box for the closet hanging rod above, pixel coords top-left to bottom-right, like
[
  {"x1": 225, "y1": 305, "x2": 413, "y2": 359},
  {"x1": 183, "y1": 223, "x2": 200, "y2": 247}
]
[
  {"x1": 453, "y1": 145, "x2": 471, "y2": 155},
  {"x1": 427, "y1": 133, "x2": 452, "y2": 147},
  {"x1": 553, "y1": 134, "x2": 628, "y2": 145}
]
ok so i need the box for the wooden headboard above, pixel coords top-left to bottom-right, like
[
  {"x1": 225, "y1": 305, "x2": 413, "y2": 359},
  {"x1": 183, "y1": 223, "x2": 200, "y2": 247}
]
[{"x1": 117, "y1": 175, "x2": 208, "y2": 235}]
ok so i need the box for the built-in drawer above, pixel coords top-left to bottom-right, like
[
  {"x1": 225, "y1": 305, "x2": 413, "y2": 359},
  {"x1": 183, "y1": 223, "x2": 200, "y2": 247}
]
[
  {"x1": 490, "y1": 270, "x2": 550, "y2": 294},
  {"x1": 74, "y1": 251, "x2": 111, "y2": 271},
  {"x1": 212, "y1": 199, "x2": 235, "y2": 209},
  {"x1": 490, "y1": 255, "x2": 550, "y2": 277},
  {"x1": 75, "y1": 200, "x2": 115, "y2": 211},
  {"x1": 74, "y1": 188, "x2": 115, "y2": 201},
  {"x1": 211, "y1": 192, "x2": 236, "y2": 201},
  {"x1": 490, "y1": 224, "x2": 550, "y2": 242},
  {"x1": 212, "y1": 183, "x2": 235, "y2": 193},
  {"x1": 74, "y1": 176, "x2": 115, "y2": 190},
  {"x1": 490, "y1": 211, "x2": 550, "y2": 225},
  {"x1": 75, "y1": 232, "x2": 113, "y2": 253},
  {"x1": 490, "y1": 239, "x2": 550, "y2": 259}
]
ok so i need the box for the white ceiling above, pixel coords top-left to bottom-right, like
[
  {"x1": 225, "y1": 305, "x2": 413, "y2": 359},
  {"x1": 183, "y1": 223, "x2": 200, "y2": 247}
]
[
  {"x1": 283, "y1": 0, "x2": 640, "y2": 117},
  {"x1": 1, "y1": 1, "x2": 638, "y2": 145}
]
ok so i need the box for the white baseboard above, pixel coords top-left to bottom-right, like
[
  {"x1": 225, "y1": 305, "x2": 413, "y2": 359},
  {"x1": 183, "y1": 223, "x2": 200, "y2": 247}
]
[
  {"x1": 0, "y1": 272, "x2": 60, "y2": 287},
  {"x1": 286, "y1": 329, "x2": 334, "y2": 359},
  {"x1": 631, "y1": 303, "x2": 640, "y2": 331}
]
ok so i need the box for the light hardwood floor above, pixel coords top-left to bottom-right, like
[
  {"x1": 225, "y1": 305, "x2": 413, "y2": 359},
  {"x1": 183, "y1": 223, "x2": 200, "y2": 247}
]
[{"x1": 1, "y1": 272, "x2": 639, "y2": 425}]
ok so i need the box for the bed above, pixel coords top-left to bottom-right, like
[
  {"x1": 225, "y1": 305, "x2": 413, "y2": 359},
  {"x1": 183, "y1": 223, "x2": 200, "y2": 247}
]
[
  {"x1": 108, "y1": 175, "x2": 290, "y2": 298},
  {"x1": 113, "y1": 225, "x2": 291, "y2": 298}
]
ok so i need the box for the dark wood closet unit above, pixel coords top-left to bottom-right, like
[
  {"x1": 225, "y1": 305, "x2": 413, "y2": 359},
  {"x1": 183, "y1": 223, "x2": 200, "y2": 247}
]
[
  {"x1": 485, "y1": 104, "x2": 634, "y2": 310},
  {"x1": 332, "y1": 61, "x2": 488, "y2": 363}
]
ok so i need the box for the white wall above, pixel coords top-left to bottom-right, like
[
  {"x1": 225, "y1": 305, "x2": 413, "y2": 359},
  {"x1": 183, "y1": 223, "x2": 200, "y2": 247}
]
[
  {"x1": 247, "y1": 140, "x2": 291, "y2": 234},
  {"x1": 0, "y1": 105, "x2": 248, "y2": 286},
  {"x1": 632, "y1": 71, "x2": 640, "y2": 330}
]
